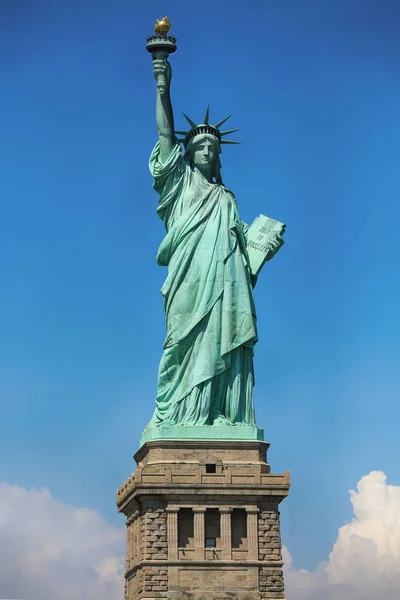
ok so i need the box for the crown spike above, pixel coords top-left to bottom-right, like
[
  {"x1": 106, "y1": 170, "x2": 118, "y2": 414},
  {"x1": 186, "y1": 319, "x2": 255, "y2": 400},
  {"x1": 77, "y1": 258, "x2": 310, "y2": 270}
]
[
  {"x1": 204, "y1": 105, "x2": 210, "y2": 125},
  {"x1": 214, "y1": 115, "x2": 232, "y2": 130},
  {"x1": 220, "y1": 140, "x2": 241, "y2": 145},
  {"x1": 220, "y1": 128, "x2": 241, "y2": 137},
  {"x1": 182, "y1": 113, "x2": 197, "y2": 128},
  {"x1": 174, "y1": 131, "x2": 188, "y2": 135}
]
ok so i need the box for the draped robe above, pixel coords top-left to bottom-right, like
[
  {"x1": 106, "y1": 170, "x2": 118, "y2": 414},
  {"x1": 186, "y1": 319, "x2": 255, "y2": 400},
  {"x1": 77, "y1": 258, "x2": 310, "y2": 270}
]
[{"x1": 147, "y1": 142, "x2": 258, "y2": 427}]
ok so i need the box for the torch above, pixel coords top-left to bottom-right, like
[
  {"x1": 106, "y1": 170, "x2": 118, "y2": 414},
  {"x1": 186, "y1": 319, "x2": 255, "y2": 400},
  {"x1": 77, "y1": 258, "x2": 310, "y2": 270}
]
[{"x1": 146, "y1": 17, "x2": 177, "y2": 93}]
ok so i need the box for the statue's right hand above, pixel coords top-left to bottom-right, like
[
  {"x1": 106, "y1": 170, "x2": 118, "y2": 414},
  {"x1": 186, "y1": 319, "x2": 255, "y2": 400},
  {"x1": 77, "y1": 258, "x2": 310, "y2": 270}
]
[{"x1": 153, "y1": 58, "x2": 171, "y2": 94}]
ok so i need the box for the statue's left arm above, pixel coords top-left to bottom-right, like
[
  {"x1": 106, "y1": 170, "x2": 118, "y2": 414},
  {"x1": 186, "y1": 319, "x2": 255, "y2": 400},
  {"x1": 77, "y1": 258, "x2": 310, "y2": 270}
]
[{"x1": 266, "y1": 234, "x2": 285, "y2": 261}]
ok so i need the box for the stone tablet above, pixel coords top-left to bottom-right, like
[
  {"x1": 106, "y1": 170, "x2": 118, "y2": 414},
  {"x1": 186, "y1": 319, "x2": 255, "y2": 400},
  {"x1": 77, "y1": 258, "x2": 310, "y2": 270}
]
[{"x1": 246, "y1": 214, "x2": 286, "y2": 277}]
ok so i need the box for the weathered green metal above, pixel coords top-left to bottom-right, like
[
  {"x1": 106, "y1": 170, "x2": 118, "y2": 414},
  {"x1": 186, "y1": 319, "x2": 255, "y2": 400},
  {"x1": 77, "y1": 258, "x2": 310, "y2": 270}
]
[{"x1": 144, "y1": 26, "x2": 285, "y2": 440}]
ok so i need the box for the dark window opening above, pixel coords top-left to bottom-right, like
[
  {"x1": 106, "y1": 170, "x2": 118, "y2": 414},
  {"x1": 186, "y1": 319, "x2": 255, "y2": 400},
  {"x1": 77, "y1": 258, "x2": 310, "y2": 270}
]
[
  {"x1": 178, "y1": 508, "x2": 194, "y2": 549},
  {"x1": 231, "y1": 508, "x2": 248, "y2": 549},
  {"x1": 206, "y1": 463, "x2": 216, "y2": 473},
  {"x1": 204, "y1": 508, "x2": 220, "y2": 549}
]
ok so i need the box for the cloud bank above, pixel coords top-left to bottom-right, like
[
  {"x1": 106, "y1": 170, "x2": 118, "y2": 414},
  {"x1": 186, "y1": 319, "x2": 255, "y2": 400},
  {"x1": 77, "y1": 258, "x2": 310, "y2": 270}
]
[
  {"x1": 0, "y1": 471, "x2": 399, "y2": 599},
  {"x1": 285, "y1": 471, "x2": 400, "y2": 599},
  {"x1": 0, "y1": 483, "x2": 125, "y2": 600}
]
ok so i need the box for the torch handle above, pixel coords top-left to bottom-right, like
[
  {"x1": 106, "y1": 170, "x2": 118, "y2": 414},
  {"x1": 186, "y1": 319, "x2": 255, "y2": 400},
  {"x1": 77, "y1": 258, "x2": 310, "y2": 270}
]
[{"x1": 153, "y1": 50, "x2": 169, "y2": 91}]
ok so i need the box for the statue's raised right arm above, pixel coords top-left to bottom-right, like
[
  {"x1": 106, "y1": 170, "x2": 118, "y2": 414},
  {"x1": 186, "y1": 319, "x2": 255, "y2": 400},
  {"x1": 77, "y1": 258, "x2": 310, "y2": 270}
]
[{"x1": 153, "y1": 58, "x2": 175, "y2": 164}]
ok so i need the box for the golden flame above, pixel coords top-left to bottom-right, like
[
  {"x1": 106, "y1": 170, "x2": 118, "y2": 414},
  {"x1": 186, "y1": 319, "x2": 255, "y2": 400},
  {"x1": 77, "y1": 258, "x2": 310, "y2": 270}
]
[{"x1": 154, "y1": 17, "x2": 171, "y2": 34}]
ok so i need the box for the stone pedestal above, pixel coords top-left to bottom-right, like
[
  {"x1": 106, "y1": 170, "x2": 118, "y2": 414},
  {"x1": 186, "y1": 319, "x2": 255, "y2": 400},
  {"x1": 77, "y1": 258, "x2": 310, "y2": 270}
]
[{"x1": 117, "y1": 439, "x2": 289, "y2": 600}]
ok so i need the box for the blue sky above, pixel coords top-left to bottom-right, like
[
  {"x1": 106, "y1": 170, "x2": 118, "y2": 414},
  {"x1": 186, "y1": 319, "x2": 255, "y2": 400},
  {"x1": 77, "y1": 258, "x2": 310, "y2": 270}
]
[{"x1": 1, "y1": 0, "x2": 399, "y2": 577}]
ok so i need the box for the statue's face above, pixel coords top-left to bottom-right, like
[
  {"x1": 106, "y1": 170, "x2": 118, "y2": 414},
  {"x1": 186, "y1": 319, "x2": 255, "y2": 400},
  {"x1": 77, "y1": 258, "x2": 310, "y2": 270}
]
[{"x1": 190, "y1": 134, "x2": 219, "y2": 170}]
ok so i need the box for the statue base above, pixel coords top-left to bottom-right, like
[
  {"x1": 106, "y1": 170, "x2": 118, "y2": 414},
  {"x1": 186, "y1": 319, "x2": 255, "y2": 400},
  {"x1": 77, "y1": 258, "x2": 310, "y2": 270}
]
[
  {"x1": 117, "y1": 438, "x2": 289, "y2": 600},
  {"x1": 140, "y1": 425, "x2": 264, "y2": 447}
]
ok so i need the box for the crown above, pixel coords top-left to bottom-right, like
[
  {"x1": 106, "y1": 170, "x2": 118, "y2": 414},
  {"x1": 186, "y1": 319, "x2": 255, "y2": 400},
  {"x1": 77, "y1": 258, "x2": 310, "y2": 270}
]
[{"x1": 175, "y1": 106, "x2": 240, "y2": 149}]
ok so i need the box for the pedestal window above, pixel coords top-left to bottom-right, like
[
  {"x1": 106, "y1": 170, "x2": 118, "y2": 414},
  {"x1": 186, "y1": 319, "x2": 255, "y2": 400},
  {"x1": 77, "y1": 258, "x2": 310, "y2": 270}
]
[
  {"x1": 232, "y1": 508, "x2": 248, "y2": 555},
  {"x1": 178, "y1": 508, "x2": 195, "y2": 559},
  {"x1": 204, "y1": 508, "x2": 221, "y2": 559}
]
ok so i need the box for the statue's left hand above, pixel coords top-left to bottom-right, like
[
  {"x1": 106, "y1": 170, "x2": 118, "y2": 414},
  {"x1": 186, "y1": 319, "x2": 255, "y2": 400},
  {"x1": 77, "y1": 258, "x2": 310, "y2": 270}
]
[{"x1": 267, "y1": 234, "x2": 284, "y2": 260}]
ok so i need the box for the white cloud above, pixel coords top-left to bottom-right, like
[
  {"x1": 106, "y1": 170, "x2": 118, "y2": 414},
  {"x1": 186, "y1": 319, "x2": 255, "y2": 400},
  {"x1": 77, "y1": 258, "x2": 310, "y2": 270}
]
[
  {"x1": 0, "y1": 482, "x2": 125, "y2": 600},
  {"x1": 1, "y1": 471, "x2": 399, "y2": 600},
  {"x1": 285, "y1": 471, "x2": 400, "y2": 600}
]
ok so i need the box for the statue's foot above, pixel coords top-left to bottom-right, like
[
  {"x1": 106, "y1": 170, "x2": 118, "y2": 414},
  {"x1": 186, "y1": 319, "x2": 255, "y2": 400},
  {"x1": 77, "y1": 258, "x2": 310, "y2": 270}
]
[
  {"x1": 212, "y1": 415, "x2": 233, "y2": 427},
  {"x1": 233, "y1": 421, "x2": 253, "y2": 427}
]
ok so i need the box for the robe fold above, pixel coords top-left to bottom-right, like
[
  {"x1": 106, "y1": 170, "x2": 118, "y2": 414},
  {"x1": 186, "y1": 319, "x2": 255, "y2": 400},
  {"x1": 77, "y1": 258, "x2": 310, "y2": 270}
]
[{"x1": 147, "y1": 142, "x2": 258, "y2": 427}]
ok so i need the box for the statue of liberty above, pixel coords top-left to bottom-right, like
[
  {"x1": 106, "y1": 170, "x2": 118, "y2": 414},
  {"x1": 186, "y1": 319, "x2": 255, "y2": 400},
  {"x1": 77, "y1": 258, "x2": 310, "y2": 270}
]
[{"x1": 145, "y1": 29, "x2": 284, "y2": 430}]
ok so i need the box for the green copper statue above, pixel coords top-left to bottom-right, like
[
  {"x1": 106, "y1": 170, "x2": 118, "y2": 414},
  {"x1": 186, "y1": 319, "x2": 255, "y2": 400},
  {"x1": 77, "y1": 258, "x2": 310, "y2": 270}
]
[{"x1": 145, "y1": 19, "x2": 284, "y2": 431}]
